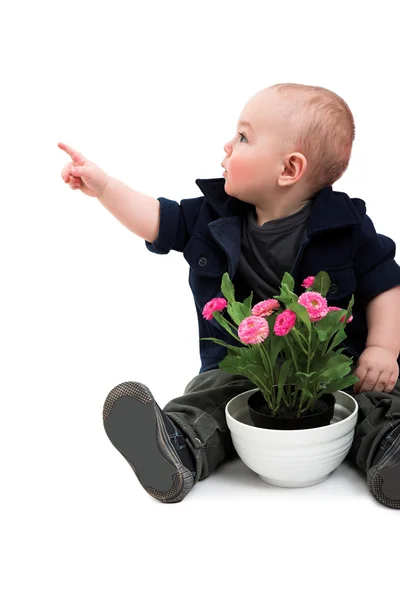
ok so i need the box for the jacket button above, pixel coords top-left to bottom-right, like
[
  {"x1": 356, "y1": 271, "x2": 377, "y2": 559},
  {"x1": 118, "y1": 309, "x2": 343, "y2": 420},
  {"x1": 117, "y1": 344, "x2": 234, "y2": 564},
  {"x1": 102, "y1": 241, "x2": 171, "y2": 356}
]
[
  {"x1": 198, "y1": 256, "x2": 208, "y2": 267},
  {"x1": 329, "y1": 283, "x2": 338, "y2": 294}
]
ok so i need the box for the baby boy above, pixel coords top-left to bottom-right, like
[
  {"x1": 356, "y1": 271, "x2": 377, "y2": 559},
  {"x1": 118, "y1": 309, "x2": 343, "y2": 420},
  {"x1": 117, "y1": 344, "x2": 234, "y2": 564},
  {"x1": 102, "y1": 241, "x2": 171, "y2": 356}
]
[{"x1": 59, "y1": 83, "x2": 400, "y2": 508}]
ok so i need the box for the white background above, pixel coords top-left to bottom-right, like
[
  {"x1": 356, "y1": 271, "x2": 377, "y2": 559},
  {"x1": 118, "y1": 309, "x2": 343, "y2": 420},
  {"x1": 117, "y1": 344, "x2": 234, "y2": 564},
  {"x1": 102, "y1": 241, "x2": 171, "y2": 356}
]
[{"x1": 2, "y1": 0, "x2": 399, "y2": 598}]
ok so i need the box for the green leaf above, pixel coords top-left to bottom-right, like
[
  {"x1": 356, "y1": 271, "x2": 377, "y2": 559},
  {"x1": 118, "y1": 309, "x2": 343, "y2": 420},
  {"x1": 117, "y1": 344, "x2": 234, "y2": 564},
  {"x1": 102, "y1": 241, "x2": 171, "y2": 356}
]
[
  {"x1": 316, "y1": 309, "x2": 345, "y2": 334},
  {"x1": 287, "y1": 302, "x2": 311, "y2": 331},
  {"x1": 325, "y1": 296, "x2": 354, "y2": 351},
  {"x1": 329, "y1": 327, "x2": 347, "y2": 351},
  {"x1": 312, "y1": 271, "x2": 331, "y2": 297},
  {"x1": 273, "y1": 292, "x2": 294, "y2": 305},
  {"x1": 227, "y1": 301, "x2": 249, "y2": 326},
  {"x1": 212, "y1": 311, "x2": 238, "y2": 340},
  {"x1": 310, "y1": 351, "x2": 337, "y2": 373},
  {"x1": 219, "y1": 352, "x2": 268, "y2": 390},
  {"x1": 218, "y1": 360, "x2": 245, "y2": 378},
  {"x1": 199, "y1": 337, "x2": 242, "y2": 354},
  {"x1": 324, "y1": 353, "x2": 352, "y2": 368},
  {"x1": 319, "y1": 374, "x2": 359, "y2": 395},
  {"x1": 315, "y1": 328, "x2": 329, "y2": 342},
  {"x1": 221, "y1": 272, "x2": 235, "y2": 304},
  {"x1": 276, "y1": 358, "x2": 294, "y2": 406},
  {"x1": 281, "y1": 272, "x2": 295, "y2": 293},
  {"x1": 311, "y1": 353, "x2": 352, "y2": 375},
  {"x1": 242, "y1": 292, "x2": 253, "y2": 315},
  {"x1": 269, "y1": 331, "x2": 286, "y2": 367},
  {"x1": 309, "y1": 327, "x2": 322, "y2": 354},
  {"x1": 343, "y1": 295, "x2": 355, "y2": 324},
  {"x1": 218, "y1": 353, "x2": 245, "y2": 375},
  {"x1": 318, "y1": 361, "x2": 352, "y2": 383},
  {"x1": 296, "y1": 371, "x2": 319, "y2": 379},
  {"x1": 281, "y1": 283, "x2": 298, "y2": 303},
  {"x1": 226, "y1": 344, "x2": 262, "y2": 366}
]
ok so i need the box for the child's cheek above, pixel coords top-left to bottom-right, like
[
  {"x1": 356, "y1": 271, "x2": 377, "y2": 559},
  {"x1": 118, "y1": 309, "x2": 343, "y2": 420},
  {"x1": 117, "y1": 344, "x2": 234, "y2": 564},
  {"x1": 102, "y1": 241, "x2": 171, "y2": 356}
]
[{"x1": 229, "y1": 160, "x2": 254, "y2": 182}]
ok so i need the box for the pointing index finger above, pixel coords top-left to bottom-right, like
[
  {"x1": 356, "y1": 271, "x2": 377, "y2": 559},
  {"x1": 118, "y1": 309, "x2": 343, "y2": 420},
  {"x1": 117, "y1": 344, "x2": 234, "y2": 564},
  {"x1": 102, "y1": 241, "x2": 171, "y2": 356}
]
[{"x1": 58, "y1": 142, "x2": 86, "y2": 165}]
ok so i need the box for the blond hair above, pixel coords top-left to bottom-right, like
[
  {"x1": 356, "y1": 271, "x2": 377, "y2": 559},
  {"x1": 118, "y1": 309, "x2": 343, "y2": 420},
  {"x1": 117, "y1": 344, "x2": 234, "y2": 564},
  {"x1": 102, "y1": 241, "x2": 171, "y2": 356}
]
[{"x1": 270, "y1": 83, "x2": 355, "y2": 195}]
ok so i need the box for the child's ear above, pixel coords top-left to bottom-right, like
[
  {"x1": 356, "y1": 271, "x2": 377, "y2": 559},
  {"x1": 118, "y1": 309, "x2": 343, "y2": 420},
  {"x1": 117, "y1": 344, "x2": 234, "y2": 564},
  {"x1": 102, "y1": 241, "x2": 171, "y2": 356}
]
[{"x1": 279, "y1": 152, "x2": 307, "y2": 186}]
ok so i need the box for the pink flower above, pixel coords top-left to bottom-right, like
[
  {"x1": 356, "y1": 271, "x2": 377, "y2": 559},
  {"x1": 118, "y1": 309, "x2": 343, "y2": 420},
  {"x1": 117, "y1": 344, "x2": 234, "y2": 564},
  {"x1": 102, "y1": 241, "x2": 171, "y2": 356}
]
[
  {"x1": 327, "y1": 306, "x2": 353, "y2": 323},
  {"x1": 274, "y1": 310, "x2": 297, "y2": 336},
  {"x1": 238, "y1": 316, "x2": 269, "y2": 345},
  {"x1": 252, "y1": 299, "x2": 280, "y2": 317},
  {"x1": 298, "y1": 291, "x2": 328, "y2": 322},
  {"x1": 202, "y1": 297, "x2": 227, "y2": 321},
  {"x1": 302, "y1": 276, "x2": 315, "y2": 288}
]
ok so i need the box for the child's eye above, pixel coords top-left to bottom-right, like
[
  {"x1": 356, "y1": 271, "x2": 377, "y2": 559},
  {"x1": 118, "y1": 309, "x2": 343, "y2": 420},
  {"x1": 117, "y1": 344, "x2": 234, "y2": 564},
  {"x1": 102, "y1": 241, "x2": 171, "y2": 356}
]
[{"x1": 238, "y1": 131, "x2": 247, "y2": 142}]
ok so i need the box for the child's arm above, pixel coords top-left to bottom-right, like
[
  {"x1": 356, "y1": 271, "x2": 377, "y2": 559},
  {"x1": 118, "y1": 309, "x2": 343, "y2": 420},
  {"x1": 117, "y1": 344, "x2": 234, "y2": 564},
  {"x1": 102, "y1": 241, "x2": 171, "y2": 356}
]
[
  {"x1": 97, "y1": 177, "x2": 160, "y2": 243},
  {"x1": 352, "y1": 209, "x2": 400, "y2": 393},
  {"x1": 365, "y1": 286, "x2": 400, "y2": 357},
  {"x1": 353, "y1": 287, "x2": 400, "y2": 393}
]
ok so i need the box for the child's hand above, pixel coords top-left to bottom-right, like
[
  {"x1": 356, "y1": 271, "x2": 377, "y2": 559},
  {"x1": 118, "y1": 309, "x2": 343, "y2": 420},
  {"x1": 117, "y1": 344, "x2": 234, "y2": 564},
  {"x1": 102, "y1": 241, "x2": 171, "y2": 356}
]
[
  {"x1": 353, "y1": 346, "x2": 399, "y2": 394},
  {"x1": 58, "y1": 142, "x2": 110, "y2": 198}
]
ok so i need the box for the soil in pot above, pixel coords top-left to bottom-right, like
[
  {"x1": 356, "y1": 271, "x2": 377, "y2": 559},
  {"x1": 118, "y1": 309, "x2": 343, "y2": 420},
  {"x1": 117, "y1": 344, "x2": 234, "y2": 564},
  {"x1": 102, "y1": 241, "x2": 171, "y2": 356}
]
[{"x1": 248, "y1": 389, "x2": 336, "y2": 430}]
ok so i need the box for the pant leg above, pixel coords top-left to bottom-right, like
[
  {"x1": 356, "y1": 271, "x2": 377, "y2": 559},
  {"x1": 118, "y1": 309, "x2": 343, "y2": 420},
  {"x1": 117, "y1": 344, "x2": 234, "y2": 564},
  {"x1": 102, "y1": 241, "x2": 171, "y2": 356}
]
[
  {"x1": 164, "y1": 365, "x2": 400, "y2": 482},
  {"x1": 345, "y1": 378, "x2": 400, "y2": 472},
  {"x1": 163, "y1": 369, "x2": 257, "y2": 483}
]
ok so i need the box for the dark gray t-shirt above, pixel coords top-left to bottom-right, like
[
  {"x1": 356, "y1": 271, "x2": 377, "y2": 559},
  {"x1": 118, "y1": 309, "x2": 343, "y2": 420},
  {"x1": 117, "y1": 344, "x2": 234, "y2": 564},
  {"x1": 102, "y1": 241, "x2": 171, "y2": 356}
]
[{"x1": 232, "y1": 200, "x2": 313, "y2": 304}]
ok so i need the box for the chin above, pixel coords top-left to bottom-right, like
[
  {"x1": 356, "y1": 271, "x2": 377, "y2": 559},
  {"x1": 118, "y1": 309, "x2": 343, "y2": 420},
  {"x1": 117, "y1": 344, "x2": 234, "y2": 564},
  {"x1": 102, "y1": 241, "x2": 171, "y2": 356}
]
[
  {"x1": 224, "y1": 179, "x2": 236, "y2": 197},
  {"x1": 224, "y1": 180, "x2": 250, "y2": 203}
]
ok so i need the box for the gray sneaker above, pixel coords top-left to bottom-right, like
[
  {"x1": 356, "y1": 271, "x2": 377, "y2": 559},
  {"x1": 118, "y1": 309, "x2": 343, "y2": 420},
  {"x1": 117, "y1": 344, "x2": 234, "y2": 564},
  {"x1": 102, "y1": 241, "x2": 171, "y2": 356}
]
[
  {"x1": 367, "y1": 422, "x2": 400, "y2": 509},
  {"x1": 103, "y1": 382, "x2": 196, "y2": 503}
]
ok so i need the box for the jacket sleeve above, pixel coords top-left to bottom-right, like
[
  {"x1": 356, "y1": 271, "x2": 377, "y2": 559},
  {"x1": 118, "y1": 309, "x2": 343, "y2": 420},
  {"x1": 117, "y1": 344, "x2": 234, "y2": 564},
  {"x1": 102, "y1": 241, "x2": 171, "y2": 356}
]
[
  {"x1": 354, "y1": 214, "x2": 400, "y2": 303},
  {"x1": 144, "y1": 195, "x2": 204, "y2": 255}
]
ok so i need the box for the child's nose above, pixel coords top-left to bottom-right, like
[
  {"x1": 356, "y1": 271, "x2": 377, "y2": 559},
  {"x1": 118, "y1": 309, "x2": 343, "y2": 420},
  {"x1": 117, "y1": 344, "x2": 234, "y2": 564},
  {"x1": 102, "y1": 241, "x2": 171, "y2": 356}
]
[{"x1": 223, "y1": 140, "x2": 232, "y2": 155}]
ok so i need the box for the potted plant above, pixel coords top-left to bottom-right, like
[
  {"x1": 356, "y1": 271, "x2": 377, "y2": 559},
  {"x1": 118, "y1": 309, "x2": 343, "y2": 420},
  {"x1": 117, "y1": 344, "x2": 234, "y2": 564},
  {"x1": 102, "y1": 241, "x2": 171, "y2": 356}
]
[{"x1": 200, "y1": 271, "x2": 360, "y2": 488}]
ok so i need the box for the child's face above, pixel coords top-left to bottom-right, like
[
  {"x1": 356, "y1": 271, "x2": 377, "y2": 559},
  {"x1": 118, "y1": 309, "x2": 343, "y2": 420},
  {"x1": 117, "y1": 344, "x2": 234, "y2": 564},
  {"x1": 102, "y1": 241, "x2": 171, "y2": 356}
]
[{"x1": 222, "y1": 89, "x2": 296, "y2": 203}]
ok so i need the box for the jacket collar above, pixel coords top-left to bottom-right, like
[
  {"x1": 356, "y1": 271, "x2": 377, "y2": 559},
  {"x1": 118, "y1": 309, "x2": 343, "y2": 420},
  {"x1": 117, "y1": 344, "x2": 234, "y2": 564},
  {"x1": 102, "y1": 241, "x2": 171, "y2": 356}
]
[{"x1": 195, "y1": 178, "x2": 365, "y2": 235}]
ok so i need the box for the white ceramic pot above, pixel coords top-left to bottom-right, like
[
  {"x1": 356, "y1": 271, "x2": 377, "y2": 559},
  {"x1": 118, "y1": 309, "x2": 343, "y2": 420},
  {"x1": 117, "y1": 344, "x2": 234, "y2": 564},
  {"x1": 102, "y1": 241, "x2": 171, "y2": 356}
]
[{"x1": 225, "y1": 389, "x2": 358, "y2": 488}]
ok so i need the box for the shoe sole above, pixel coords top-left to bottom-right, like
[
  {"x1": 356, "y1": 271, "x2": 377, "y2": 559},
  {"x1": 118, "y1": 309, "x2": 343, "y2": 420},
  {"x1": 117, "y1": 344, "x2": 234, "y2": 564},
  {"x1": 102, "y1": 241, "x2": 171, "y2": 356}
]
[
  {"x1": 103, "y1": 382, "x2": 194, "y2": 503},
  {"x1": 368, "y1": 434, "x2": 400, "y2": 509}
]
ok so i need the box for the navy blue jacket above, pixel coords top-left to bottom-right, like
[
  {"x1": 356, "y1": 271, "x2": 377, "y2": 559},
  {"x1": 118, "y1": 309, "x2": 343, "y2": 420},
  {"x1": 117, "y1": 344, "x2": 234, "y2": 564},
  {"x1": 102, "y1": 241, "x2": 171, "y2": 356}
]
[{"x1": 146, "y1": 178, "x2": 400, "y2": 374}]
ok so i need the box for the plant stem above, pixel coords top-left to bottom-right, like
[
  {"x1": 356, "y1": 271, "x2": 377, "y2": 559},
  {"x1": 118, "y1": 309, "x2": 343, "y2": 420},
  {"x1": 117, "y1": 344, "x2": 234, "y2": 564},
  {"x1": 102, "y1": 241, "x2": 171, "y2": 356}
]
[
  {"x1": 247, "y1": 370, "x2": 274, "y2": 411},
  {"x1": 307, "y1": 328, "x2": 311, "y2": 374},
  {"x1": 297, "y1": 327, "x2": 312, "y2": 417},
  {"x1": 310, "y1": 381, "x2": 335, "y2": 404},
  {"x1": 291, "y1": 327, "x2": 308, "y2": 354},
  {"x1": 220, "y1": 315, "x2": 248, "y2": 345},
  {"x1": 287, "y1": 342, "x2": 300, "y2": 372},
  {"x1": 321, "y1": 336, "x2": 331, "y2": 355},
  {"x1": 259, "y1": 343, "x2": 275, "y2": 407}
]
